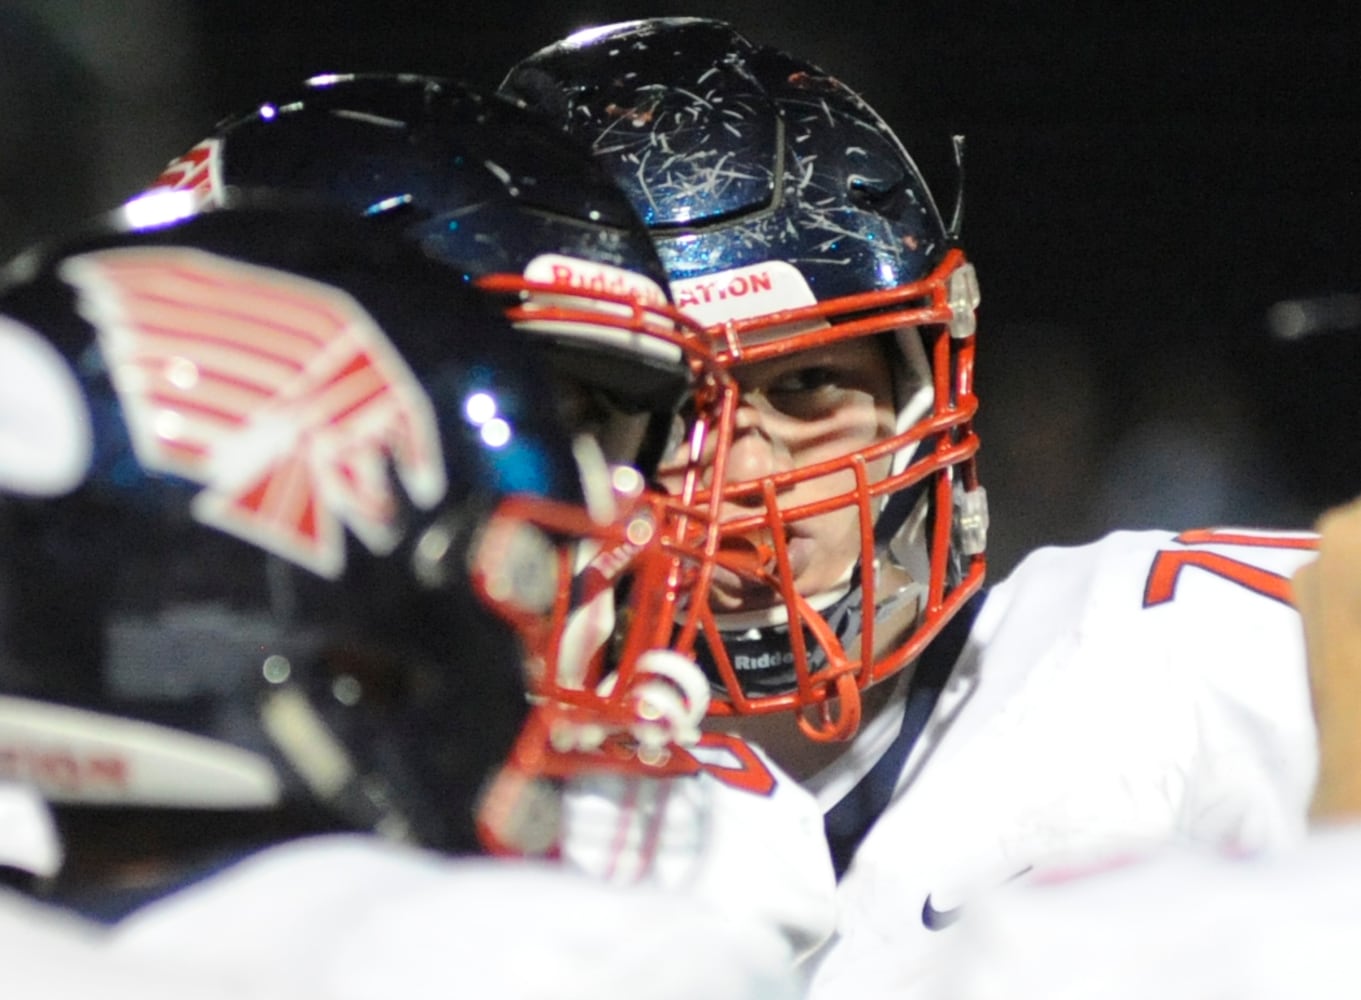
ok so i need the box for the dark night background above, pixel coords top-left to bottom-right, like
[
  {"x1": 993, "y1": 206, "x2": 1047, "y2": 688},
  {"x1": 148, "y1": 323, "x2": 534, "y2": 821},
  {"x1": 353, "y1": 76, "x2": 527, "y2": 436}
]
[{"x1": 3, "y1": 1, "x2": 1358, "y2": 577}]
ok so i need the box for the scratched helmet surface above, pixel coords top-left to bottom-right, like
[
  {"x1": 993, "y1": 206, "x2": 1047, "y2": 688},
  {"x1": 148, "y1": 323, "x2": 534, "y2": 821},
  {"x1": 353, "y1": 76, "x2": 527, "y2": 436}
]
[
  {"x1": 503, "y1": 18, "x2": 987, "y2": 741},
  {"x1": 0, "y1": 203, "x2": 593, "y2": 857}
]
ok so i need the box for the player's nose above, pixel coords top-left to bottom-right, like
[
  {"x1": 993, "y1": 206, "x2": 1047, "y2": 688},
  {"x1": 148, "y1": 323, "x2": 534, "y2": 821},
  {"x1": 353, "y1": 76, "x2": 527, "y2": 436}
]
[{"x1": 709, "y1": 396, "x2": 794, "y2": 495}]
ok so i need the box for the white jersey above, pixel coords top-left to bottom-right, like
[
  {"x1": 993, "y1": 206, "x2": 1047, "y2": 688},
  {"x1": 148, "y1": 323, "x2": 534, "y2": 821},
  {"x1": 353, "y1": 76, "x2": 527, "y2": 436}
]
[
  {"x1": 0, "y1": 886, "x2": 284, "y2": 1000},
  {"x1": 5, "y1": 755, "x2": 822, "y2": 998},
  {"x1": 0, "y1": 697, "x2": 832, "y2": 996},
  {"x1": 804, "y1": 528, "x2": 1319, "y2": 998},
  {"x1": 103, "y1": 835, "x2": 801, "y2": 1000},
  {"x1": 943, "y1": 823, "x2": 1361, "y2": 1000}
]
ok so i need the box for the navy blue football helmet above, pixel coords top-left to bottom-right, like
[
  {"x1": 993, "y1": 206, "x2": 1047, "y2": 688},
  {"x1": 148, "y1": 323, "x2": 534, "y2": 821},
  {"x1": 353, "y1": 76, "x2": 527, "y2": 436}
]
[
  {"x1": 502, "y1": 19, "x2": 987, "y2": 741},
  {"x1": 137, "y1": 75, "x2": 732, "y2": 783},
  {"x1": 0, "y1": 202, "x2": 693, "y2": 875},
  {"x1": 143, "y1": 73, "x2": 706, "y2": 476}
]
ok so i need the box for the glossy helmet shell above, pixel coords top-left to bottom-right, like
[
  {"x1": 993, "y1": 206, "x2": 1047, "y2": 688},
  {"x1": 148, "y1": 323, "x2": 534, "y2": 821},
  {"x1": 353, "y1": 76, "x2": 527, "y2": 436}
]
[
  {"x1": 144, "y1": 73, "x2": 703, "y2": 469},
  {"x1": 0, "y1": 204, "x2": 590, "y2": 855},
  {"x1": 503, "y1": 18, "x2": 986, "y2": 740},
  {"x1": 141, "y1": 75, "x2": 733, "y2": 779}
]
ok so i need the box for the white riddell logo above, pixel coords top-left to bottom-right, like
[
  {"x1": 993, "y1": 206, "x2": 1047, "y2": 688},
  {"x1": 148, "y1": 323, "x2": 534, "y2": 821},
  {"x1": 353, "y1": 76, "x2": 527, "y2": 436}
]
[
  {"x1": 733, "y1": 650, "x2": 796, "y2": 672},
  {"x1": 60, "y1": 247, "x2": 447, "y2": 578}
]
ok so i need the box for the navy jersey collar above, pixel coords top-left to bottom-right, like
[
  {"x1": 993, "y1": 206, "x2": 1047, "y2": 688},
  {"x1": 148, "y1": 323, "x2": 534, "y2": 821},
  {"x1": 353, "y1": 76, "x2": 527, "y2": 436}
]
[{"x1": 823, "y1": 590, "x2": 985, "y2": 879}]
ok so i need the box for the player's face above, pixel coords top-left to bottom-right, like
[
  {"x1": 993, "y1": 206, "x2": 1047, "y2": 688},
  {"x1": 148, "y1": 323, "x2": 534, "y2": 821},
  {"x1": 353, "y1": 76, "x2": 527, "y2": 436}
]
[{"x1": 657, "y1": 336, "x2": 897, "y2": 612}]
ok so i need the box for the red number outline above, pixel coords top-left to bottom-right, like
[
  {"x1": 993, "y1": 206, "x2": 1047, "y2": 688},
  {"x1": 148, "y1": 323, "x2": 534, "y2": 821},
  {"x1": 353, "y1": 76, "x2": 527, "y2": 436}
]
[
  {"x1": 677, "y1": 732, "x2": 777, "y2": 796},
  {"x1": 1142, "y1": 528, "x2": 1316, "y2": 609}
]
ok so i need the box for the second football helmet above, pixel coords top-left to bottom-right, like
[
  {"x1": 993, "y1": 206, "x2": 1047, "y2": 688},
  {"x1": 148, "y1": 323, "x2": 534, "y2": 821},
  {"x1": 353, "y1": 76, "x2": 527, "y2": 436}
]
[
  {"x1": 503, "y1": 18, "x2": 987, "y2": 741},
  {"x1": 136, "y1": 74, "x2": 736, "y2": 776}
]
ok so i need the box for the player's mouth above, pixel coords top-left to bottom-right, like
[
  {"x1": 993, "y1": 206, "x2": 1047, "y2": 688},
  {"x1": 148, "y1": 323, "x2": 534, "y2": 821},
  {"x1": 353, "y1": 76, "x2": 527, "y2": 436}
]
[{"x1": 704, "y1": 527, "x2": 815, "y2": 611}]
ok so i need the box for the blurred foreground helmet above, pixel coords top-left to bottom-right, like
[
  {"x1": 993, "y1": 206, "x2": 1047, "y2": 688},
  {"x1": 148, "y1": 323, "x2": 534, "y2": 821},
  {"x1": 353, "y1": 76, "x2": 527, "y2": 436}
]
[
  {"x1": 142, "y1": 73, "x2": 705, "y2": 476},
  {"x1": 503, "y1": 18, "x2": 987, "y2": 741},
  {"x1": 138, "y1": 76, "x2": 731, "y2": 793},
  {"x1": 0, "y1": 204, "x2": 706, "y2": 864}
]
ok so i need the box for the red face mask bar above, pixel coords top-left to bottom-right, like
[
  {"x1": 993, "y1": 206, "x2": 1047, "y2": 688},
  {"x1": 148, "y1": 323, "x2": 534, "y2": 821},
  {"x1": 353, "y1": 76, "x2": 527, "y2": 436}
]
[{"x1": 466, "y1": 277, "x2": 742, "y2": 854}]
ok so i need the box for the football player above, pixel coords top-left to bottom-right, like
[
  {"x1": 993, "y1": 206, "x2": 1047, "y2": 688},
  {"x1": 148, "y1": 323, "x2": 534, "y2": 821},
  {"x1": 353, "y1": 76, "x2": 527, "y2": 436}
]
[
  {"x1": 0, "y1": 201, "x2": 804, "y2": 999},
  {"x1": 501, "y1": 17, "x2": 1319, "y2": 996}
]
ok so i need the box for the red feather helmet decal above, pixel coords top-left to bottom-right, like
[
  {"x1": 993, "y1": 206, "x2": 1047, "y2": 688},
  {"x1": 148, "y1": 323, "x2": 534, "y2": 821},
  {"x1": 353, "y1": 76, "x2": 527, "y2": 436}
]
[{"x1": 61, "y1": 246, "x2": 448, "y2": 578}]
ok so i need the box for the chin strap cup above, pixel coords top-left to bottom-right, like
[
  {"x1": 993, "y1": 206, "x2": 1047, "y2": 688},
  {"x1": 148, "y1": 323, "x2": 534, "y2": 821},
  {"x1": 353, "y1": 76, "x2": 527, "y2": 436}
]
[{"x1": 796, "y1": 671, "x2": 862, "y2": 743}]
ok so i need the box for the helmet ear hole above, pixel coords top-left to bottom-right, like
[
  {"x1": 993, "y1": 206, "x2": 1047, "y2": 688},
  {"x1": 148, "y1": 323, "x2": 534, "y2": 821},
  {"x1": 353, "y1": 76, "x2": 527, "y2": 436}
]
[
  {"x1": 504, "y1": 65, "x2": 577, "y2": 120},
  {"x1": 848, "y1": 175, "x2": 909, "y2": 219}
]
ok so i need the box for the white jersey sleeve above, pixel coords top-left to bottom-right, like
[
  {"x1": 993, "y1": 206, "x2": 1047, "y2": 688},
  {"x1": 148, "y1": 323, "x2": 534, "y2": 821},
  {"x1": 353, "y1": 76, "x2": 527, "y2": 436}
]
[
  {"x1": 109, "y1": 835, "x2": 802, "y2": 1000},
  {"x1": 946, "y1": 823, "x2": 1361, "y2": 1000},
  {"x1": 809, "y1": 528, "x2": 1319, "y2": 999}
]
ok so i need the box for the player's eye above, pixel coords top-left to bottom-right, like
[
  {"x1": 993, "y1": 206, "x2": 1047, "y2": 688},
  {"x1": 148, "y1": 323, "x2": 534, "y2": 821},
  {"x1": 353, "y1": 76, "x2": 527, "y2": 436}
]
[
  {"x1": 768, "y1": 366, "x2": 841, "y2": 394},
  {"x1": 763, "y1": 365, "x2": 861, "y2": 419}
]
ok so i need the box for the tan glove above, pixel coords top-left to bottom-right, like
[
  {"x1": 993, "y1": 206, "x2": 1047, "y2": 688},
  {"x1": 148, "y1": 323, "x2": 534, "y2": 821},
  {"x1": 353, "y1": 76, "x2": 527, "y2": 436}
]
[{"x1": 1292, "y1": 496, "x2": 1361, "y2": 821}]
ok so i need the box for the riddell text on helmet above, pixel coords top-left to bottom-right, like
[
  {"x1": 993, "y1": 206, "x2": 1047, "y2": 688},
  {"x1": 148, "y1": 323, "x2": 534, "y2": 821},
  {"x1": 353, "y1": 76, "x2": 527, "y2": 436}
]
[
  {"x1": 733, "y1": 650, "x2": 797, "y2": 672},
  {"x1": 539, "y1": 258, "x2": 668, "y2": 306}
]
